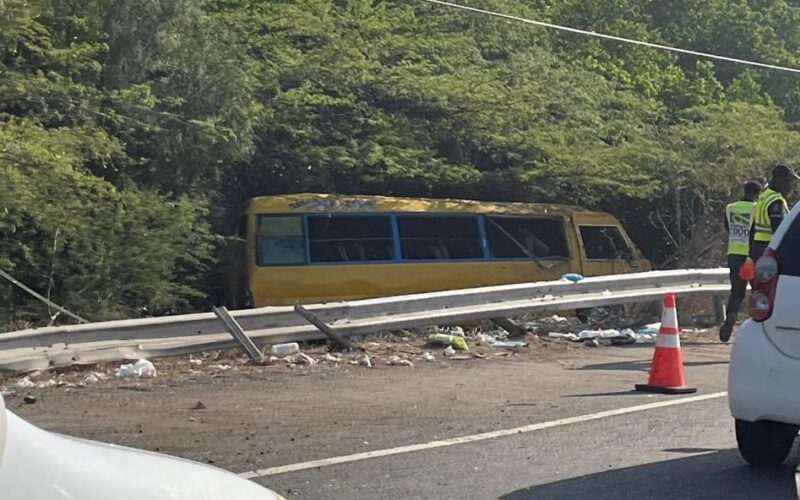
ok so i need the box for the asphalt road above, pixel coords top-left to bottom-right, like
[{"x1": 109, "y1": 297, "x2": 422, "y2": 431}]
[
  {"x1": 245, "y1": 347, "x2": 798, "y2": 499},
  {"x1": 256, "y1": 395, "x2": 800, "y2": 499}
]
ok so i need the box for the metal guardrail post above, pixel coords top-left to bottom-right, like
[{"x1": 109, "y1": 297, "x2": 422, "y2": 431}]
[
  {"x1": 294, "y1": 305, "x2": 355, "y2": 351},
  {"x1": 212, "y1": 306, "x2": 263, "y2": 361}
]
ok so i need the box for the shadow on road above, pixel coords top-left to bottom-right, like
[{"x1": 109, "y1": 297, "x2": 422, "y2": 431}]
[
  {"x1": 574, "y1": 359, "x2": 728, "y2": 372},
  {"x1": 499, "y1": 450, "x2": 796, "y2": 500},
  {"x1": 563, "y1": 390, "x2": 645, "y2": 398}
]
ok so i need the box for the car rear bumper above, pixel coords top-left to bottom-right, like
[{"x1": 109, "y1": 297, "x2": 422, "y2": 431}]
[{"x1": 729, "y1": 320, "x2": 800, "y2": 425}]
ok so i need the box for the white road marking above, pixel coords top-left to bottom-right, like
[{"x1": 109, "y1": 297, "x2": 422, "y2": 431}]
[{"x1": 239, "y1": 391, "x2": 727, "y2": 479}]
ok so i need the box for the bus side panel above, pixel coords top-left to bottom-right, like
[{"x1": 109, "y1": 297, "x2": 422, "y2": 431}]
[{"x1": 247, "y1": 260, "x2": 573, "y2": 306}]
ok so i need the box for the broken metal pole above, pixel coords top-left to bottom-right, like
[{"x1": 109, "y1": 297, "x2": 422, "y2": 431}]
[
  {"x1": 492, "y1": 317, "x2": 526, "y2": 337},
  {"x1": 294, "y1": 304, "x2": 354, "y2": 350},
  {"x1": 212, "y1": 306, "x2": 263, "y2": 361}
]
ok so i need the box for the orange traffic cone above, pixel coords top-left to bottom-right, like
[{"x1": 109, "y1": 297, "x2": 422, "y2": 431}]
[{"x1": 635, "y1": 293, "x2": 697, "y2": 395}]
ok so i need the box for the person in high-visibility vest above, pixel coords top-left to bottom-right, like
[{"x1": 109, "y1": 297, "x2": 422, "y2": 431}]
[
  {"x1": 719, "y1": 181, "x2": 761, "y2": 342},
  {"x1": 749, "y1": 164, "x2": 799, "y2": 262}
]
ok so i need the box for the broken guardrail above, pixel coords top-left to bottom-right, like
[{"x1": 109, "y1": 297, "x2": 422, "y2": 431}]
[{"x1": 0, "y1": 268, "x2": 730, "y2": 373}]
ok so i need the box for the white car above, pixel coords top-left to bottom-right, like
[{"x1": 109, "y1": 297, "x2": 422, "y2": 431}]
[
  {"x1": 729, "y1": 202, "x2": 800, "y2": 467},
  {"x1": 0, "y1": 394, "x2": 284, "y2": 499}
]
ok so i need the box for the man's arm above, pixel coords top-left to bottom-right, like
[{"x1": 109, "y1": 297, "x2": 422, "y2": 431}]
[{"x1": 768, "y1": 199, "x2": 787, "y2": 234}]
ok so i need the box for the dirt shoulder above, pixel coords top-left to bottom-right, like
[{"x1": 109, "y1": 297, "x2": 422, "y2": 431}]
[{"x1": 1, "y1": 328, "x2": 730, "y2": 475}]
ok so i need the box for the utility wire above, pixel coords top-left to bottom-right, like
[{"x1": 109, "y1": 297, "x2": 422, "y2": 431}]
[{"x1": 421, "y1": 0, "x2": 800, "y2": 75}]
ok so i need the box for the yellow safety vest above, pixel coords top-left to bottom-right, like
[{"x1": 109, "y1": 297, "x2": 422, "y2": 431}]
[
  {"x1": 753, "y1": 187, "x2": 788, "y2": 243},
  {"x1": 726, "y1": 200, "x2": 755, "y2": 256}
]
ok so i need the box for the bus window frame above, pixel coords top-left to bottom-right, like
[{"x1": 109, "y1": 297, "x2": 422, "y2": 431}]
[
  {"x1": 483, "y1": 215, "x2": 571, "y2": 261},
  {"x1": 255, "y1": 214, "x2": 308, "y2": 267},
  {"x1": 577, "y1": 223, "x2": 634, "y2": 261},
  {"x1": 306, "y1": 213, "x2": 397, "y2": 264},
  {"x1": 253, "y1": 212, "x2": 573, "y2": 267},
  {"x1": 394, "y1": 213, "x2": 488, "y2": 262}
]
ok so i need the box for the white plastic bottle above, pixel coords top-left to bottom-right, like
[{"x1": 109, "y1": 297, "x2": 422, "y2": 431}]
[{"x1": 270, "y1": 342, "x2": 300, "y2": 356}]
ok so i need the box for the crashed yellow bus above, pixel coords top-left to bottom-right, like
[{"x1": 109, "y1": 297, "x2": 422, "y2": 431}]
[{"x1": 225, "y1": 194, "x2": 650, "y2": 307}]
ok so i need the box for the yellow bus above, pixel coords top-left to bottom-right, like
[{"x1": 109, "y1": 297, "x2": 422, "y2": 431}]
[{"x1": 226, "y1": 194, "x2": 650, "y2": 307}]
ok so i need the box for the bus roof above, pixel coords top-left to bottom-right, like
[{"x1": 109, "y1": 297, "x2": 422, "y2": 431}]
[{"x1": 247, "y1": 193, "x2": 591, "y2": 216}]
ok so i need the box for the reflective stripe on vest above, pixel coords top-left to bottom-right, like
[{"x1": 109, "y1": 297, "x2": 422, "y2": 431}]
[
  {"x1": 753, "y1": 187, "x2": 788, "y2": 242},
  {"x1": 726, "y1": 200, "x2": 754, "y2": 256}
]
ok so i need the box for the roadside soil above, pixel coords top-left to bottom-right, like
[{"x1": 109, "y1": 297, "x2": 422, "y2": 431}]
[{"x1": 1, "y1": 327, "x2": 729, "y2": 475}]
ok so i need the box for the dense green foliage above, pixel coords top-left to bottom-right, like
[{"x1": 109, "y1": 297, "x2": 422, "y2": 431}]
[{"x1": 3, "y1": 0, "x2": 800, "y2": 326}]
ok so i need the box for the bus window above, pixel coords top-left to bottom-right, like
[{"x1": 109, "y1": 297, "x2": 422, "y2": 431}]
[
  {"x1": 308, "y1": 215, "x2": 395, "y2": 262},
  {"x1": 485, "y1": 217, "x2": 569, "y2": 259},
  {"x1": 398, "y1": 216, "x2": 483, "y2": 260},
  {"x1": 256, "y1": 215, "x2": 305, "y2": 265},
  {"x1": 579, "y1": 225, "x2": 632, "y2": 260}
]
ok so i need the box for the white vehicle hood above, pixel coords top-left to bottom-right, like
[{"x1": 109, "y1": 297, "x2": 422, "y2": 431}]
[{"x1": 0, "y1": 394, "x2": 281, "y2": 500}]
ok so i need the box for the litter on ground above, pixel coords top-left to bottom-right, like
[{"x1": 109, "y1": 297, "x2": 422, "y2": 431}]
[
  {"x1": 428, "y1": 333, "x2": 469, "y2": 351},
  {"x1": 115, "y1": 359, "x2": 157, "y2": 378},
  {"x1": 387, "y1": 355, "x2": 414, "y2": 367}
]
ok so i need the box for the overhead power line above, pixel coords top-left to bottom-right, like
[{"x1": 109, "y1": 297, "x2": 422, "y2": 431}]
[{"x1": 420, "y1": 0, "x2": 800, "y2": 75}]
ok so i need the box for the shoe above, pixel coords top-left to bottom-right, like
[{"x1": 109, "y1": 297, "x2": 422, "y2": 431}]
[{"x1": 719, "y1": 317, "x2": 735, "y2": 343}]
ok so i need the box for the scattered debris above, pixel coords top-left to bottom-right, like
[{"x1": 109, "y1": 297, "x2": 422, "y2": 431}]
[
  {"x1": 16, "y1": 376, "x2": 36, "y2": 389},
  {"x1": 428, "y1": 333, "x2": 469, "y2": 351},
  {"x1": 561, "y1": 273, "x2": 584, "y2": 283},
  {"x1": 491, "y1": 340, "x2": 528, "y2": 349},
  {"x1": 83, "y1": 372, "x2": 104, "y2": 385},
  {"x1": 548, "y1": 332, "x2": 580, "y2": 342},
  {"x1": 271, "y1": 343, "x2": 300, "y2": 357},
  {"x1": 269, "y1": 356, "x2": 292, "y2": 365},
  {"x1": 192, "y1": 401, "x2": 207, "y2": 410},
  {"x1": 23, "y1": 395, "x2": 37, "y2": 404},
  {"x1": 638, "y1": 323, "x2": 661, "y2": 335},
  {"x1": 449, "y1": 327, "x2": 465, "y2": 337},
  {"x1": 443, "y1": 346, "x2": 456, "y2": 357},
  {"x1": 323, "y1": 353, "x2": 342, "y2": 363},
  {"x1": 584, "y1": 339, "x2": 599, "y2": 348},
  {"x1": 387, "y1": 355, "x2": 414, "y2": 367},
  {"x1": 478, "y1": 333, "x2": 497, "y2": 345},
  {"x1": 115, "y1": 359, "x2": 157, "y2": 378},
  {"x1": 421, "y1": 352, "x2": 435, "y2": 362},
  {"x1": 189, "y1": 356, "x2": 203, "y2": 366},
  {"x1": 577, "y1": 329, "x2": 622, "y2": 340},
  {"x1": 292, "y1": 353, "x2": 317, "y2": 366},
  {"x1": 209, "y1": 364, "x2": 231, "y2": 372},
  {"x1": 359, "y1": 355, "x2": 372, "y2": 368}
]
